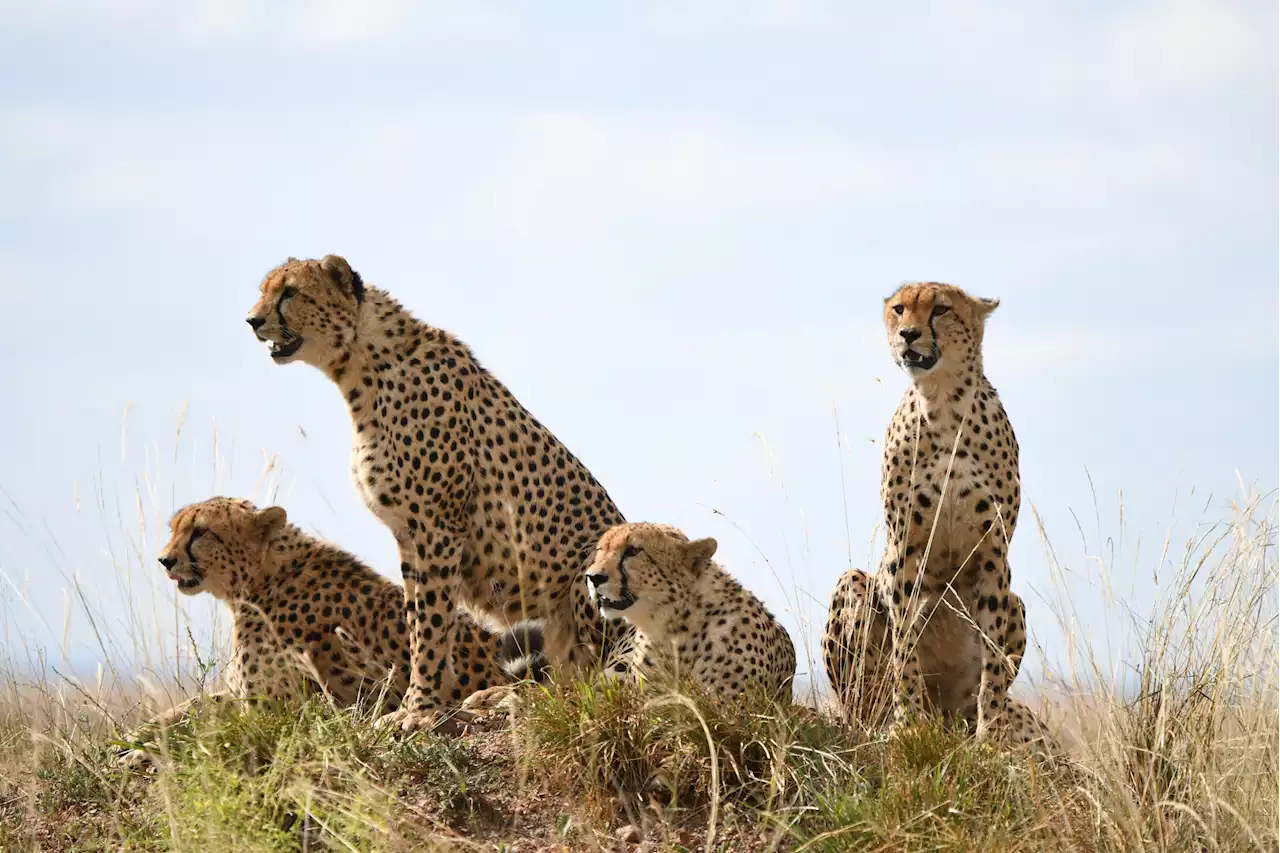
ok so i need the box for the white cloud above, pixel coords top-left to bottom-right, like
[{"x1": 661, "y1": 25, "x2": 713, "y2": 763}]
[
  {"x1": 994, "y1": 327, "x2": 1116, "y2": 379},
  {"x1": 645, "y1": 0, "x2": 838, "y2": 36},
  {"x1": 492, "y1": 111, "x2": 904, "y2": 252},
  {"x1": 1104, "y1": 0, "x2": 1275, "y2": 100},
  {"x1": 284, "y1": 0, "x2": 414, "y2": 45},
  {"x1": 1, "y1": 103, "x2": 1266, "y2": 272},
  {"x1": 641, "y1": 0, "x2": 1276, "y2": 108},
  {"x1": 187, "y1": 0, "x2": 255, "y2": 41},
  {"x1": 0, "y1": 0, "x2": 520, "y2": 47},
  {"x1": 281, "y1": 0, "x2": 518, "y2": 47}
]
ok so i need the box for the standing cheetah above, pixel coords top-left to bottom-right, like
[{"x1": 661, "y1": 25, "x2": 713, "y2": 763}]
[
  {"x1": 120, "y1": 497, "x2": 536, "y2": 764},
  {"x1": 585, "y1": 523, "x2": 796, "y2": 703},
  {"x1": 246, "y1": 255, "x2": 631, "y2": 731},
  {"x1": 823, "y1": 283, "x2": 1054, "y2": 748}
]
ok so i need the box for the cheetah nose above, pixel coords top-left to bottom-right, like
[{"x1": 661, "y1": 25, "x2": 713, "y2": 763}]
[
  {"x1": 246, "y1": 316, "x2": 265, "y2": 330},
  {"x1": 899, "y1": 328, "x2": 922, "y2": 344},
  {"x1": 586, "y1": 573, "x2": 608, "y2": 588},
  {"x1": 158, "y1": 555, "x2": 178, "y2": 570}
]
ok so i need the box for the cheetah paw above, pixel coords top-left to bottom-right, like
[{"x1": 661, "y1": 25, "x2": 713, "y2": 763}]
[
  {"x1": 460, "y1": 684, "x2": 522, "y2": 715},
  {"x1": 374, "y1": 706, "x2": 477, "y2": 736},
  {"x1": 116, "y1": 747, "x2": 153, "y2": 770}
]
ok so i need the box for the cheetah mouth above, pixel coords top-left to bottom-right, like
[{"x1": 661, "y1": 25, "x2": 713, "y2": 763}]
[
  {"x1": 167, "y1": 566, "x2": 203, "y2": 591},
  {"x1": 901, "y1": 348, "x2": 938, "y2": 372},
  {"x1": 267, "y1": 337, "x2": 303, "y2": 360},
  {"x1": 597, "y1": 592, "x2": 635, "y2": 613}
]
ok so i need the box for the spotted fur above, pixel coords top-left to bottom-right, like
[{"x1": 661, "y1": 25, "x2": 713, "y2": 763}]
[
  {"x1": 121, "y1": 497, "x2": 535, "y2": 762},
  {"x1": 822, "y1": 283, "x2": 1055, "y2": 750},
  {"x1": 246, "y1": 255, "x2": 632, "y2": 731},
  {"x1": 586, "y1": 523, "x2": 796, "y2": 703}
]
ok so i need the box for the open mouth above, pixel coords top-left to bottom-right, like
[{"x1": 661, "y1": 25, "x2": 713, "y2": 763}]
[
  {"x1": 902, "y1": 348, "x2": 939, "y2": 372},
  {"x1": 268, "y1": 337, "x2": 303, "y2": 360},
  {"x1": 597, "y1": 593, "x2": 635, "y2": 612}
]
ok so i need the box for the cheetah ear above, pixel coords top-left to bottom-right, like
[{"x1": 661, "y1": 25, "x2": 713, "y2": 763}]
[
  {"x1": 976, "y1": 297, "x2": 1000, "y2": 317},
  {"x1": 320, "y1": 254, "x2": 365, "y2": 304},
  {"x1": 685, "y1": 537, "x2": 718, "y2": 570},
  {"x1": 253, "y1": 506, "x2": 288, "y2": 538}
]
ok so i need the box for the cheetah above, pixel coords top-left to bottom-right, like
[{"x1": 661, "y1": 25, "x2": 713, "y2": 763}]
[
  {"x1": 585, "y1": 523, "x2": 796, "y2": 704},
  {"x1": 246, "y1": 255, "x2": 632, "y2": 732},
  {"x1": 120, "y1": 497, "x2": 538, "y2": 763},
  {"x1": 822, "y1": 282, "x2": 1055, "y2": 750}
]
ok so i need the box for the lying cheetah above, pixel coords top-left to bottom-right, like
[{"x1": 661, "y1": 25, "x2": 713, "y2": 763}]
[
  {"x1": 585, "y1": 523, "x2": 796, "y2": 703},
  {"x1": 120, "y1": 497, "x2": 537, "y2": 763},
  {"x1": 246, "y1": 255, "x2": 632, "y2": 731},
  {"x1": 823, "y1": 283, "x2": 1054, "y2": 749}
]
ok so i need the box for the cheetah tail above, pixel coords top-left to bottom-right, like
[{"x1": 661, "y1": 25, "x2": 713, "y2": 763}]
[{"x1": 496, "y1": 621, "x2": 549, "y2": 684}]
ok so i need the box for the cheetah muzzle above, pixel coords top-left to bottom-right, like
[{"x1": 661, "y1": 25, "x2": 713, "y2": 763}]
[
  {"x1": 246, "y1": 284, "x2": 305, "y2": 362},
  {"x1": 252, "y1": 325, "x2": 303, "y2": 361},
  {"x1": 159, "y1": 536, "x2": 204, "y2": 592},
  {"x1": 899, "y1": 345, "x2": 939, "y2": 374},
  {"x1": 266, "y1": 335, "x2": 303, "y2": 361},
  {"x1": 586, "y1": 570, "x2": 635, "y2": 614}
]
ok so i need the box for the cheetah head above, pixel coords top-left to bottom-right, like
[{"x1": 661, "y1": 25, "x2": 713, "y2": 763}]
[
  {"x1": 585, "y1": 523, "x2": 718, "y2": 629},
  {"x1": 158, "y1": 498, "x2": 288, "y2": 599},
  {"x1": 884, "y1": 282, "x2": 999, "y2": 379},
  {"x1": 245, "y1": 255, "x2": 364, "y2": 368}
]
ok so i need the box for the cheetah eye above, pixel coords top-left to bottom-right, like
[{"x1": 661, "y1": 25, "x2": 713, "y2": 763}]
[
  {"x1": 931, "y1": 304, "x2": 950, "y2": 317},
  {"x1": 620, "y1": 545, "x2": 641, "y2": 562},
  {"x1": 189, "y1": 527, "x2": 206, "y2": 543},
  {"x1": 281, "y1": 285, "x2": 297, "y2": 299},
  {"x1": 892, "y1": 304, "x2": 905, "y2": 316}
]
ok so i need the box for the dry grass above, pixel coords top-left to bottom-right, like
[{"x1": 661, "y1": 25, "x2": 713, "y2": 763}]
[{"x1": 0, "y1": 428, "x2": 1275, "y2": 851}]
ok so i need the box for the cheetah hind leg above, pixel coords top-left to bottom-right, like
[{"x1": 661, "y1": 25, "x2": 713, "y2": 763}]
[
  {"x1": 822, "y1": 569, "x2": 893, "y2": 730},
  {"x1": 992, "y1": 697, "x2": 1062, "y2": 757}
]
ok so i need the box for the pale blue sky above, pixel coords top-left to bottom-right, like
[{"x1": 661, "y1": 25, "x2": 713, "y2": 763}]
[{"x1": 1, "y1": 1, "x2": 1275, "y2": 692}]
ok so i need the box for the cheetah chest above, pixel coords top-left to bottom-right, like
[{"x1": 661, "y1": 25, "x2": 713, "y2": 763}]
[
  {"x1": 351, "y1": 434, "x2": 400, "y2": 531},
  {"x1": 885, "y1": 434, "x2": 1014, "y2": 559}
]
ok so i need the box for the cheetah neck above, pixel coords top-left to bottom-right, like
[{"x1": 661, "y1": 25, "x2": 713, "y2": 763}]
[
  {"x1": 633, "y1": 569, "x2": 724, "y2": 648},
  {"x1": 624, "y1": 592, "x2": 697, "y2": 650},
  {"x1": 907, "y1": 352, "x2": 987, "y2": 424},
  {"x1": 233, "y1": 526, "x2": 335, "y2": 598},
  {"x1": 326, "y1": 286, "x2": 480, "y2": 422}
]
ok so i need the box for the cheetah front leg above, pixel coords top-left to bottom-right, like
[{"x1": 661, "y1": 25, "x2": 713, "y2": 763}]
[
  {"x1": 378, "y1": 522, "x2": 464, "y2": 734},
  {"x1": 118, "y1": 655, "x2": 267, "y2": 767},
  {"x1": 972, "y1": 546, "x2": 1012, "y2": 740},
  {"x1": 885, "y1": 553, "x2": 929, "y2": 731},
  {"x1": 1005, "y1": 590, "x2": 1026, "y2": 685},
  {"x1": 116, "y1": 692, "x2": 233, "y2": 767}
]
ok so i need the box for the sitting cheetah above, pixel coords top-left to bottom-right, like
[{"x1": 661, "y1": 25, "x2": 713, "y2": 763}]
[
  {"x1": 822, "y1": 282, "x2": 1055, "y2": 749},
  {"x1": 823, "y1": 569, "x2": 1055, "y2": 749},
  {"x1": 585, "y1": 523, "x2": 796, "y2": 703},
  {"x1": 120, "y1": 497, "x2": 538, "y2": 763},
  {"x1": 246, "y1": 255, "x2": 632, "y2": 731}
]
